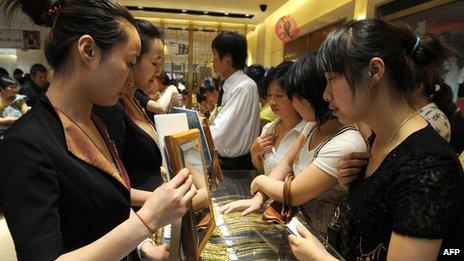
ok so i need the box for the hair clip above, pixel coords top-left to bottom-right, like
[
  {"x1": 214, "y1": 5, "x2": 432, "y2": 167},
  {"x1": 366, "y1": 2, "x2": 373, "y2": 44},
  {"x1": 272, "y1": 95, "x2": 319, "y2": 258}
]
[
  {"x1": 40, "y1": 0, "x2": 65, "y2": 24},
  {"x1": 410, "y1": 37, "x2": 421, "y2": 56}
]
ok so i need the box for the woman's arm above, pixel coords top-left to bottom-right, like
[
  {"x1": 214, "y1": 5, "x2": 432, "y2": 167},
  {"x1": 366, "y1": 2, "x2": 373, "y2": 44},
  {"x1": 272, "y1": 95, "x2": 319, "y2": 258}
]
[
  {"x1": 0, "y1": 116, "x2": 18, "y2": 125},
  {"x1": 57, "y1": 170, "x2": 196, "y2": 260},
  {"x1": 145, "y1": 100, "x2": 165, "y2": 114},
  {"x1": 251, "y1": 164, "x2": 337, "y2": 205},
  {"x1": 387, "y1": 232, "x2": 442, "y2": 261}
]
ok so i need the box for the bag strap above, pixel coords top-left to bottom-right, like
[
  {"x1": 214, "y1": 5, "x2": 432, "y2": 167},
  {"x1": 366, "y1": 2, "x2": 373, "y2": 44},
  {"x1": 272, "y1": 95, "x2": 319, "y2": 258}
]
[
  {"x1": 314, "y1": 125, "x2": 358, "y2": 158},
  {"x1": 283, "y1": 173, "x2": 294, "y2": 207}
]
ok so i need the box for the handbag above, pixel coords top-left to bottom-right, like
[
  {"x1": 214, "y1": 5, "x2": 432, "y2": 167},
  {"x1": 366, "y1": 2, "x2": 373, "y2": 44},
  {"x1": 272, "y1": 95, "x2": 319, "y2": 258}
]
[{"x1": 262, "y1": 173, "x2": 298, "y2": 224}]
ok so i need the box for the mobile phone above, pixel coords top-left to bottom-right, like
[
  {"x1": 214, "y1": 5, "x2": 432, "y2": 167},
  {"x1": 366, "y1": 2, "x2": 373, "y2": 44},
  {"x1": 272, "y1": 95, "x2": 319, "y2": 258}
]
[{"x1": 285, "y1": 217, "x2": 304, "y2": 237}]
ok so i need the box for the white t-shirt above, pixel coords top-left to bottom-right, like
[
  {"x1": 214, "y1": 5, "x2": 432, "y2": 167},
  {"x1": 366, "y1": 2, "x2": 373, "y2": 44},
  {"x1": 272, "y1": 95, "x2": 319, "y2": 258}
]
[
  {"x1": 261, "y1": 118, "x2": 307, "y2": 175},
  {"x1": 292, "y1": 125, "x2": 367, "y2": 177}
]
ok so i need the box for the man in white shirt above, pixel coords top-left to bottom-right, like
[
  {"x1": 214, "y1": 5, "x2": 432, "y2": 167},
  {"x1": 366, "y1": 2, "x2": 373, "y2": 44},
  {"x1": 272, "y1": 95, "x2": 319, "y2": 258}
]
[{"x1": 210, "y1": 31, "x2": 260, "y2": 170}]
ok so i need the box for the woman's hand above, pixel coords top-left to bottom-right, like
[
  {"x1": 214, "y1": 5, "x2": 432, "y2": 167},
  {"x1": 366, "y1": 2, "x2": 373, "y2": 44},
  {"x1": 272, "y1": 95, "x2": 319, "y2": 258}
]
[
  {"x1": 220, "y1": 193, "x2": 264, "y2": 216},
  {"x1": 138, "y1": 168, "x2": 197, "y2": 229},
  {"x1": 336, "y1": 152, "x2": 369, "y2": 190},
  {"x1": 288, "y1": 225, "x2": 336, "y2": 261},
  {"x1": 141, "y1": 243, "x2": 170, "y2": 261},
  {"x1": 251, "y1": 134, "x2": 276, "y2": 158}
]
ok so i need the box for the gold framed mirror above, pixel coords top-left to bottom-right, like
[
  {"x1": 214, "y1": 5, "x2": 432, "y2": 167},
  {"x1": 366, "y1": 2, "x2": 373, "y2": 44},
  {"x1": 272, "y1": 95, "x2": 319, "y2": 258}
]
[{"x1": 165, "y1": 129, "x2": 216, "y2": 260}]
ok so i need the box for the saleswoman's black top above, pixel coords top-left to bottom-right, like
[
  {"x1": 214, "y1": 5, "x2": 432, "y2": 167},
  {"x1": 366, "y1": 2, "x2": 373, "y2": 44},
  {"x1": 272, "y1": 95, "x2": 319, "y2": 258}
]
[{"x1": 0, "y1": 97, "x2": 131, "y2": 260}]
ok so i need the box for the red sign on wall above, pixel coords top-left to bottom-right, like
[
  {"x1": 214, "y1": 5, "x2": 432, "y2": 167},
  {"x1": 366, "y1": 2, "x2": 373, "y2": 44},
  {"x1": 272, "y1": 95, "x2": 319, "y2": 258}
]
[{"x1": 275, "y1": 15, "x2": 300, "y2": 43}]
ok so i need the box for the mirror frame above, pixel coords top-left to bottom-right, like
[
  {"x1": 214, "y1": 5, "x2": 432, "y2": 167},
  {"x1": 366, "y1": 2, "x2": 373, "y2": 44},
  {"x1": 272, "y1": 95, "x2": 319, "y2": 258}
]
[
  {"x1": 202, "y1": 123, "x2": 224, "y2": 184},
  {"x1": 165, "y1": 129, "x2": 216, "y2": 260}
]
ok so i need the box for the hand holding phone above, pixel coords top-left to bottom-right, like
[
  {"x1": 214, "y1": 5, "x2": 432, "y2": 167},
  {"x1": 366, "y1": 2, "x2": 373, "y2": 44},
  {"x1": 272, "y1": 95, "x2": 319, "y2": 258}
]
[{"x1": 285, "y1": 217, "x2": 305, "y2": 237}]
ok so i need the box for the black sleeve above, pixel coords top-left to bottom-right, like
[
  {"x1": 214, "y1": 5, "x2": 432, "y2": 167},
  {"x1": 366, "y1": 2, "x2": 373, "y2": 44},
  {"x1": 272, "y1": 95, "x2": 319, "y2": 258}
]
[
  {"x1": 388, "y1": 158, "x2": 464, "y2": 239},
  {"x1": 0, "y1": 135, "x2": 64, "y2": 260},
  {"x1": 134, "y1": 89, "x2": 150, "y2": 109}
]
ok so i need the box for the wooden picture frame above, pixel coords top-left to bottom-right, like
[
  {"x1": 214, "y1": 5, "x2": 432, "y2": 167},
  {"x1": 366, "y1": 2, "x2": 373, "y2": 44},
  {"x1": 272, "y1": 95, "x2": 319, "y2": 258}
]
[
  {"x1": 202, "y1": 123, "x2": 224, "y2": 185},
  {"x1": 165, "y1": 129, "x2": 216, "y2": 260}
]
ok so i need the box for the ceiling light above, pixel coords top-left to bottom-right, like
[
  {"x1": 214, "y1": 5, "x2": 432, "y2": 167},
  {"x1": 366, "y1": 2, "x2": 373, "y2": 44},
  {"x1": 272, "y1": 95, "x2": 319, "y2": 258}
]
[
  {"x1": 204, "y1": 11, "x2": 209, "y2": 14},
  {"x1": 182, "y1": 9, "x2": 187, "y2": 12},
  {"x1": 225, "y1": 12, "x2": 229, "y2": 15},
  {"x1": 245, "y1": 14, "x2": 250, "y2": 17},
  {"x1": 137, "y1": 6, "x2": 143, "y2": 10}
]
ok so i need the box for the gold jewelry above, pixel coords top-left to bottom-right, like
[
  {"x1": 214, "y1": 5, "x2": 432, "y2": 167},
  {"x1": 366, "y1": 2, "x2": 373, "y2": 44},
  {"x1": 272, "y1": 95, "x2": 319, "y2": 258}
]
[{"x1": 369, "y1": 112, "x2": 419, "y2": 162}]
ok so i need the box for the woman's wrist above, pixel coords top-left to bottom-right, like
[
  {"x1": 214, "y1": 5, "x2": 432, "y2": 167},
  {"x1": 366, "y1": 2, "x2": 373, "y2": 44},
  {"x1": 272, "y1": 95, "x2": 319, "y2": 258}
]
[{"x1": 135, "y1": 209, "x2": 159, "y2": 236}]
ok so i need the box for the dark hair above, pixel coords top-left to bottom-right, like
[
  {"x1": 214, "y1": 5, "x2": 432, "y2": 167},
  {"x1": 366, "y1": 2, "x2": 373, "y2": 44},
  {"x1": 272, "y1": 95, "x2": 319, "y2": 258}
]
[
  {"x1": 262, "y1": 61, "x2": 293, "y2": 99},
  {"x1": 158, "y1": 71, "x2": 171, "y2": 86},
  {"x1": 211, "y1": 31, "x2": 247, "y2": 70},
  {"x1": 199, "y1": 77, "x2": 220, "y2": 94},
  {"x1": 30, "y1": 63, "x2": 47, "y2": 76},
  {"x1": 0, "y1": 67, "x2": 9, "y2": 77},
  {"x1": 286, "y1": 52, "x2": 330, "y2": 124},
  {"x1": 196, "y1": 91, "x2": 206, "y2": 103},
  {"x1": 244, "y1": 64, "x2": 267, "y2": 99},
  {"x1": 13, "y1": 68, "x2": 23, "y2": 76},
  {"x1": 1, "y1": 0, "x2": 135, "y2": 72},
  {"x1": 134, "y1": 19, "x2": 163, "y2": 55},
  {"x1": 0, "y1": 76, "x2": 16, "y2": 90},
  {"x1": 317, "y1": 18, "x2": 452, "y2": 100}
]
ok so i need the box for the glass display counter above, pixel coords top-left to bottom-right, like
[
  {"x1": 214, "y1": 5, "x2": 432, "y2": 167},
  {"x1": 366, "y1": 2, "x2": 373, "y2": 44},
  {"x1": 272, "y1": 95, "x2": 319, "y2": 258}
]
[{"x1": 202, "y1": 170, "x2": 344, "y2": 261}]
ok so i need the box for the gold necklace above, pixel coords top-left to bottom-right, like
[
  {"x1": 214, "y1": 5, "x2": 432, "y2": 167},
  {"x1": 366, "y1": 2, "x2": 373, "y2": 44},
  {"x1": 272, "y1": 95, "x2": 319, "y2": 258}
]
[{"x1": 369, "y1": 112, "x2": 419, "y2": 162}]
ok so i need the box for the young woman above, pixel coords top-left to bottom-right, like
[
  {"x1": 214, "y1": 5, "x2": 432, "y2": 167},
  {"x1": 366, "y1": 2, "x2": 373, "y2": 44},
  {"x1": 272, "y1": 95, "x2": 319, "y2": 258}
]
[
  {"x1": 249, "y1": 61, "x2": 306, "y2": 175},
  {"x1": 94, "y1": 19, "x2": 166, "y2": 201},
  {"x1": 221, "y1": 53, "x2": 366, "y2": 234},
  {"x1": 0, "y1": 75, "x2": 29, "y2": 136},
  {"x1": 289, "y1": 18, "x2": 464, "y2": 261},
  {"x1": 0, "y1": 1, "x2": 196, "y2": 260}
]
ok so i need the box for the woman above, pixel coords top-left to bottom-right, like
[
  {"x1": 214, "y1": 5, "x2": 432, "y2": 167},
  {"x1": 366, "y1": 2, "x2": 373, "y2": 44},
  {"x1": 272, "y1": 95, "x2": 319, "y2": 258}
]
[
  {"x1": 156, "y1": 71, "x2": 180, "y2": 113},
  {"x1": 95, "y1": 19, "x2": 166, "y2": 200},
  {"x1": 221, "y1": 53, "x2": 366, "y2": 235},
  {"x1": 0, "y1": 75, "x2": 29, "y2": 136},
  {"x1": 199, "y1": 76, "x2": 222, "y2": 123},
  {"x1": 408, "y1": 77, "x2": 454, "y2": 142},
  {"x1": 289, "y1": 19, "x2": 464, "y2": 261},
  {"x1": 249, "y1": 61, "x2": 306, "y2": 175},
  {"x1": 0, "y1": 1, "x2": 196, "y2": 260}
]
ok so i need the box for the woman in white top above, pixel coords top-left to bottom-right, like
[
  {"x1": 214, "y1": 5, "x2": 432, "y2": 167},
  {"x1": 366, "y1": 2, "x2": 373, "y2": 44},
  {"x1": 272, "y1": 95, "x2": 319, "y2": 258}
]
[
  {"x1": 408, "y1": 82, "x2": 451, "y2": 141},
  {"x1": 250, "y1": 61, "x2": 306, "y2": 175},
  {"x1": 221, "y1": 53, "x2": 366, "y2": 233}
]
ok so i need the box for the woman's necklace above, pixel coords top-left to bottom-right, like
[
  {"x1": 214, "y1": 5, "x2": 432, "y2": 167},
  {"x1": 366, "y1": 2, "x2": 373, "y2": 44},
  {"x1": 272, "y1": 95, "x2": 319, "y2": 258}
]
[{"x1": 369, "y1": 112, "x2": 419, "y2": 162}]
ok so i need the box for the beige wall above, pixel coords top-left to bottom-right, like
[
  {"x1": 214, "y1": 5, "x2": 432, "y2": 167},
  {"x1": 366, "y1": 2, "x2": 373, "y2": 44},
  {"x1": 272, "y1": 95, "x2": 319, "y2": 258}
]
[
  {"x1": 0, "y1": 10, "x2": 50, "y2": 75},
  {"x1": 247, "y1": 0, "x2": 392, "y2": 67}
]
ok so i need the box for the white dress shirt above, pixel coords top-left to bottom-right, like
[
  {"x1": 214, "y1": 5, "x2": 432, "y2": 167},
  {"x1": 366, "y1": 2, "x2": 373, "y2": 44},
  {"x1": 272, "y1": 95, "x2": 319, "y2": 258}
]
[
  {"x1": 211, "y1": 70, "x2": 260, "y2": 157},
  {"x1": 261, "y1": 118, "x2": 306, "y2": 175}
]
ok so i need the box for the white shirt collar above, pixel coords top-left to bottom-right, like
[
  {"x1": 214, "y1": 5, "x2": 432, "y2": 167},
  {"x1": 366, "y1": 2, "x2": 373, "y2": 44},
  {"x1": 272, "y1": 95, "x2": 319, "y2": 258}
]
[{"x1": 222, "y1": 70, "x2": 245, "y2": 93}]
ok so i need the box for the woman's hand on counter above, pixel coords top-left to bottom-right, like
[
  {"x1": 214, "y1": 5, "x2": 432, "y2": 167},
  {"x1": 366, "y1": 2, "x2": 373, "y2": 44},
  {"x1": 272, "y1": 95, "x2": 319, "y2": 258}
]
[
  {"x1": 288, "y1": 224, "x2": 337, "y2": 261},
  {"x1": 220, "y1": 192, "x2": 264, "y2": 216}
]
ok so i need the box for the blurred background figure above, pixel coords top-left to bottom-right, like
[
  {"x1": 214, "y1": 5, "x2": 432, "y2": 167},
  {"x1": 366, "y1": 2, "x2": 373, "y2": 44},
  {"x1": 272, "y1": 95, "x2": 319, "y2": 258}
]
[
  {"x1": 0, "y1": 76, "x2": 29, "y2": 137},
  {"x1": 19, "y1": 63, "x2": 49, "y2": 107}
]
